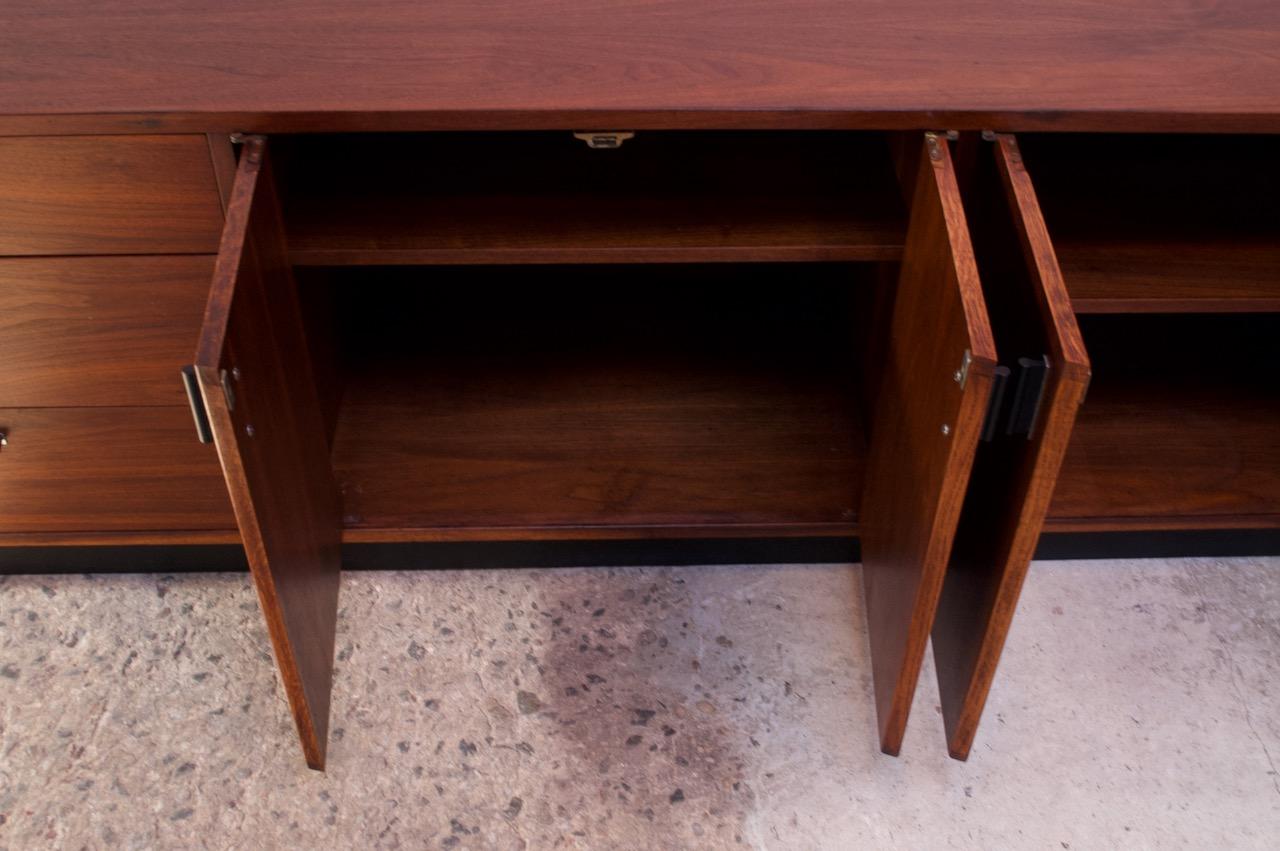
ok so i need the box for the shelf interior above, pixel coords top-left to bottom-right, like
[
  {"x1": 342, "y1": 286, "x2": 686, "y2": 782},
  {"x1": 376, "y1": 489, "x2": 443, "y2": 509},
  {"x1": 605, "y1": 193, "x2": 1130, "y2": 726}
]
[
  {"x1": 312, "y1": 264, "x2": 872, "y2": 538},
  {"x1": 277, "y1": 132, "x2": 907, "y2": 266},
  {"x1": 1022, "y1": 134, "x2": 1280, "y2": 313},
  {"x1": 1048, "y1": 313, "x2": 1280, "y2": 529}
]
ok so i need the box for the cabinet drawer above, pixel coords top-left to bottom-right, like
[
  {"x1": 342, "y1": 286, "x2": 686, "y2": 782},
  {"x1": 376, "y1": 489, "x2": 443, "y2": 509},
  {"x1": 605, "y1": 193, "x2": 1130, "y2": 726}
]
[
  {"x1": 0, "y1": 135, "x2": 224, "y2": 256},
  {"x1": 0, "y1": 407, "x2": 234, "y2": 533},
  {"x1": 0, "y1": 256, "x2": 214, "y2": 406}
]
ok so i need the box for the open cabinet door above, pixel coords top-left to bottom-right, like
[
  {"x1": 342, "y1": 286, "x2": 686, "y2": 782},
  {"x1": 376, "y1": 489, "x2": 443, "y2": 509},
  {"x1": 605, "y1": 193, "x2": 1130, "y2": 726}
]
[
  {"x1": 932, "y1": 133, "x2": 1091, "y2": 759},
  {"x1": 861, "y1": 133, "x2": 998, "y2": 755},
  {"x1": 189, "y1": 136, "x2": 343, "y2": 770}
]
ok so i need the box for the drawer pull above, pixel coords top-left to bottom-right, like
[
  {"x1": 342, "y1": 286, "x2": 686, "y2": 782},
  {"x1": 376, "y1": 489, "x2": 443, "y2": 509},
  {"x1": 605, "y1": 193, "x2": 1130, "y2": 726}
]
[{"x1": 180, "y1": 366, "x2": 213, "y2": 444}]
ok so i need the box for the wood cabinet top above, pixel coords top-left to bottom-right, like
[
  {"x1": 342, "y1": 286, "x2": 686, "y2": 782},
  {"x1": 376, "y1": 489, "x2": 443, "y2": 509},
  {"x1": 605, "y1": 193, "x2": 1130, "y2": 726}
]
[{"x1": 3, "y1": 1, "x2": 1278, "y2": 133}]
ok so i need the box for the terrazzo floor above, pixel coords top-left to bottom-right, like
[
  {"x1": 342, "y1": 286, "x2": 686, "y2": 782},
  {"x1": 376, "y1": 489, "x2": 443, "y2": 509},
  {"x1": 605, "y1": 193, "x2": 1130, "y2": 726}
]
[{"x1": 1, "y1": 556, "x2": 1277, "y2": 849}]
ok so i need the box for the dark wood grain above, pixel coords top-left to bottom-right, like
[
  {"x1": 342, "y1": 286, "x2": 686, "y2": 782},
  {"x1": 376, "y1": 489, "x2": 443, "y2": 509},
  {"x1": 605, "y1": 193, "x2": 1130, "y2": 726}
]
[
  {"x1": 858, "y1": 134, "x2": 996, "y2": 756},
  {"x1": 1057, "y1": 240, "x2": 1280, "y2": 314},
  {"x1": 0, "y1": 256, "x2": 214, "y2": 407},
  {"x1": 1, "y1": 2, "x2": 1278, "y2": 133},
  {"x1": 327, "y1": 263, "x2": 865, "y2": 538},
  {"x1": 195, "y1": 137, "x2": 342, "y2": 770},
  {"x1": 931, "y1": 133, "x2": 1092, "y2": 760},
  {"x1": 0, "y1": 530, "x2": 242, "y2": 548},
  {"x1": 206, "y1": 133, "x2": 238, "y2": 216},
  {"x1": 0, "y1": 407, "x2": 234, "y2": 533},
  {"x1": 1021, "y1": 133, "x2": 1280, "y2": 313},
  {"x1": 1048, "y1": 314, "x2": 1280, "y2": 529},
  {"x1": 281, "y1": 132, "x2": 904, "y2": 266},
  {"x1": 0, "y1": 135, "x2": 223, "y2": 256}
]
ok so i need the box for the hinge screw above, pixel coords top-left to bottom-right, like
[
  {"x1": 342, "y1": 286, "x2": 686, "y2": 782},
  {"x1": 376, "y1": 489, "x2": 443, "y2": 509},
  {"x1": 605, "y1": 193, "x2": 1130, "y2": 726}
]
[
  {"x1": 954, "y1": 349, "x2": 973, "y2": 388},
  {"x1": 245, "y1": 424, "x2": 255, "y2": 438},
  {"x1": 925, "y1": 132, "x2": 943, "y2": 161},
  {"x1": 941, "y1": 424, "x2": 951, "y2": 436}
]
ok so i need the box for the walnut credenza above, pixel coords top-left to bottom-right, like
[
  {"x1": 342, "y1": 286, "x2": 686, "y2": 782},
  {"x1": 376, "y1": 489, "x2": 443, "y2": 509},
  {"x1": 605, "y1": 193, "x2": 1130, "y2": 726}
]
[{"x1": 2, "y1": 1, "x2": 1277, "y2": 769}]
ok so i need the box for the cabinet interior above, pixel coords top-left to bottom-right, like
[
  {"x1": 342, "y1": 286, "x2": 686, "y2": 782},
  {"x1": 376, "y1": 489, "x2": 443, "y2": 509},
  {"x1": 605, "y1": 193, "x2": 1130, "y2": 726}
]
[
  {"x1": 268, "y1": 131, "x2": 910, "y2": 539},
  {"x1": 1024, "y1": 133, "x2": 1280, "y2": 529},
  {"x1": 298, "y1": 263, "x2": 878, "y2": 539},
  {"x1": 275, "y1": 131, "x2": 907, "y2": 266},
  {"x1": 272, "y1": 129, "x2": 1280, "y2": 539},
  {"x1": 1022, "y1": 133, "x2": 1280, "y2": 313},
  {"x1": 1048, "y1": 312, "x2": 1280, "y2": 529}
]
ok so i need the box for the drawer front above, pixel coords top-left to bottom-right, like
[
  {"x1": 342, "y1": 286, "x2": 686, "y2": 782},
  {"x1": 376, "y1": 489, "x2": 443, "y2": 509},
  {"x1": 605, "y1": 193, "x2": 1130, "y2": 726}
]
[
  {"x1": 0, "y1": 135, "x2": 224, "y2": 256},
  {"x1": 0, "y1": 256, "x2": 214, "y2": 407},
  {"x1": 0, "y1": 407, "x2": 234, "y2": 533}
]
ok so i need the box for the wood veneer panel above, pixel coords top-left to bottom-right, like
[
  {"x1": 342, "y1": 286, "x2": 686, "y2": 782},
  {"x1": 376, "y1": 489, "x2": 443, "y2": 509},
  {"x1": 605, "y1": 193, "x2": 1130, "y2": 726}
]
[
  {"x1": 0, "y1": 256, "x2": 214, "y2": 407},
  {"x1": 281, "y1": 132, "x2": 905, "y2": 265},
  {"x1": 858, "y1": 135, "x2": 996, "y2": 756},
  {"x1": 328, "y1": 264, "x2": 865, "y2": 537},
  {"x1": 931, "y1": 134, "x2": 1091, "y2": 760},
  {"x1": 1056, "y1": 240, "x2": 1280, "y2": 314},
  {"x1": 1047, "y1": 314, "x2": 1280, "y2": 528},
  {"x1": 335, "y1": 361, "x2": 862, "y2": 536},
  {"x1": 0, "y1": 135, "x2": 223, "y2": 256},
  {"x1": 2, "y1": 2, "x2": 1278, "y2": 132},
  {"x1": 194, "y1": 137, "x2": 342, "y2": 770},
  {"x1": 1021, "y1": 134, "x2": 1280, "y2": 313},
  {"x1": 0, "y1": 407, "x2": 233, "y2": 533}
]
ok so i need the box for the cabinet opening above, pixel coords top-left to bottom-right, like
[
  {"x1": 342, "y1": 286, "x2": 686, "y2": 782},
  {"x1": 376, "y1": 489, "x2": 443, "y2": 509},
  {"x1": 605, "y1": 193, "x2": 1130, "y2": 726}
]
[
  {"x1": 1048, "y1": 312, "x2": 1280, "y2": 529},
  {"x1": 296, "y1": 262, "x2": 880, "y2": 540},
  {"x1": 273, "y1": 131, "x2": 907, "y2": 267},
  {"x1": 1021, "y1": 133, "x2": 1280, "y2": 313}
]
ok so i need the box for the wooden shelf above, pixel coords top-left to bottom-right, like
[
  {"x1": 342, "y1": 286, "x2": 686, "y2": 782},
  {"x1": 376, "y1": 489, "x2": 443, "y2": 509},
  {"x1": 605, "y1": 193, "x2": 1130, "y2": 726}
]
[
  {"x1": 1022, "y1": 134, "x2": 1280, "y2": 313},
  {"x1": 322, "y1": 265, "x2": 867, "y2": 538},
  {"x1": 1048, "y1": 315, "x2": 1280, "y2": 529},
  {"x1": 279, "y1": 132, "x2": 906, "y2": 266}
]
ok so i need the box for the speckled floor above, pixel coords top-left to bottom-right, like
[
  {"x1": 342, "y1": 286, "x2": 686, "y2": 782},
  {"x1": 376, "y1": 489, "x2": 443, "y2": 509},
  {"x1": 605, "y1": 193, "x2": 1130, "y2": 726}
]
[{"x1": 1, "y1": 556, "x2": 1278, "y2": 849}]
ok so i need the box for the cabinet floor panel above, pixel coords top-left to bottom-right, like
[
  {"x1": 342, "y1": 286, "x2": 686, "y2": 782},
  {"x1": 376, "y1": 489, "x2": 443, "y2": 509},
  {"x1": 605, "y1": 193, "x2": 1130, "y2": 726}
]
[
  {"x1": 333, "y1": 356, "x2": 863, "y2": 536},
  {"x1": 1048, "y1": 314, "x2": 1280, "y2": 529}
]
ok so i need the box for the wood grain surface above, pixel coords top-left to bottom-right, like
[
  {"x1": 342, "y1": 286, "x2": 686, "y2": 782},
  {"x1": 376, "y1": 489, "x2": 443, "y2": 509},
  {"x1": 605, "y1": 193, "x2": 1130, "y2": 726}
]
[
  {"x1": 931, "y1": 133, "x2": 1091, "y2": 760},
  {"x1": 0, "y1": 406, "x2": 234, "y2": 533},
  {"x1": 0, "y1": 135, "x2": 223, "y2": 255},
  {"x1": 195, "y1": 137, "x2": 343, "y2": 770},
  {"x1": 1, "y1": 2, "x2": 1278, "y2": 133},
  {"x1": 0, "y1": 256, "x2": 215, "y2": 407},
  {"x1": 325, "y1": 263, "x2": 866, "y2": 538},
  {"x1": 1048, "y1": 314, "x2": 1280, "y2": 528},
  {"x1": 858, "y1": 135, "x2": 996, "y2": 756}
]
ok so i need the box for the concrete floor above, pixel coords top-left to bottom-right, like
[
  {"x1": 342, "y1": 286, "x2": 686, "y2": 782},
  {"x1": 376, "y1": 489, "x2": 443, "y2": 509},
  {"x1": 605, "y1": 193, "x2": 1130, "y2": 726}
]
[{"x1": 0, "y1": 556, "x2": 1277, "y2": 850}]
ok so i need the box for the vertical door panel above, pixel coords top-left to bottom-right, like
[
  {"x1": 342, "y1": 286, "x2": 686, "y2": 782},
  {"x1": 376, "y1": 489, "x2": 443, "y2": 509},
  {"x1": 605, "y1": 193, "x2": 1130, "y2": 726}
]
[
  {"x1": 192, "y1": 136, "x2": 342, "y2": 770},
  {"x1": 860, "y1": 133, "x2": 998, "y2": 755},
  {"x1": 932, "y1": 133, "x2": 1091, "y2": 759}
]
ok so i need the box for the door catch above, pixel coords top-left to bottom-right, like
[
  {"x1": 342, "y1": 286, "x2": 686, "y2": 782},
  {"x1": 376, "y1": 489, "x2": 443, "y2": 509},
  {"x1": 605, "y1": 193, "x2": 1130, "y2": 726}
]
[{"x1": 573, "y1": 131, "x2": 635, "y2": 149}]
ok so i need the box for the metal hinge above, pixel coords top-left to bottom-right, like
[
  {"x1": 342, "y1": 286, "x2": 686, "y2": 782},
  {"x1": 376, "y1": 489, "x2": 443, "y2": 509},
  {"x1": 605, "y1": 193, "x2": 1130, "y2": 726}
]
[
  {"x1": 181, "y1": 366, "x2": 213, "y2": 444},
  {"x1": 924, "y1": 130, "x2": 960, "y2": 161}
]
